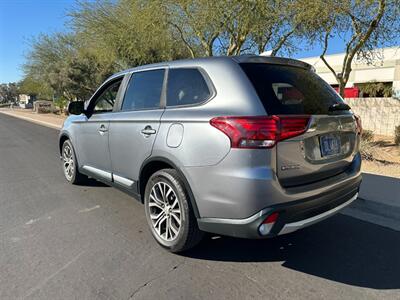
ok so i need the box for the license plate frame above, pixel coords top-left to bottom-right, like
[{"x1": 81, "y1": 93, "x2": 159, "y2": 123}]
[{"x1": 319, "y1": 134, "x2": 341, "y2": 157}]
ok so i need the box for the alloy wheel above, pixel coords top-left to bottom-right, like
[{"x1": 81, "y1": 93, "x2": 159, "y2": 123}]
[
  {"x1": 62, "y1": 144, "x2": 74, "y2": 181},
  {"x1": 148, "y1": 182, "x2": 181, "y2": 241}
]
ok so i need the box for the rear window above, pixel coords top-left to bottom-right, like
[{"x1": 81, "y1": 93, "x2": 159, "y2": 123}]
[
  {"x1": 166, "y1": 68, "x2": 211, "y2": 107},
  {"x1": 122, "y1": 69, "x2": 165, "y2": 111},
  {"x1": 240, "y1": 63, "x2": 343, "y2": 115}
]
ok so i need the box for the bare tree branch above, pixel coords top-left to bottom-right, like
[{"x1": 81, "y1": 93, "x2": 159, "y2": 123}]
[
  {"x1": 319, "y1": 24, "x2": 338, "y2": 80},
  {"x1": 169, "y1": 22, "x2": 196, "y2": 58},
  {"x1": 271, "y1": 25, "x2": 297, "y2": 56},
  {"x1": 258, "y1": 28, "x2": 273, "y2": 54},
  {"x1": 342, "y1": 0, "x2": 386, "y2": 82}
]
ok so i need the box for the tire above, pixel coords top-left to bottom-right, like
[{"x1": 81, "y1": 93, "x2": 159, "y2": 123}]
[
  {"x1": 61, "y1": 139, "x2": 87, "y2": 184},
  {"x1": 144, "y1": 169, "x2": 203, "y2": 253}
]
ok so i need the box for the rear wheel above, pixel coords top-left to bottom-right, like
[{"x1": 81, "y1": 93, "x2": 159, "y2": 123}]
[
  {"x1": 144, "y1": 169, "x2": 203, "y2": 252},
  {"x1": 61, "y1": 139, "x2": 87, "y2": 184}
]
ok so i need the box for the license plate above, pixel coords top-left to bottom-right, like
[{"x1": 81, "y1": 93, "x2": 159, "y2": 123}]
[{"x1": 320, "y1": 134, "x2": 341, "y2": 157}]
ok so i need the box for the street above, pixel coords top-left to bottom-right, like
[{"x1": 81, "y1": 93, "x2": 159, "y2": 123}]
[{"x1": 0, "y1": 113, "x2": 399, "y2": 299}]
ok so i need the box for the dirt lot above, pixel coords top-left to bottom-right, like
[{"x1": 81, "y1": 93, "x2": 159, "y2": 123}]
[{"x1": 361, "y1": 134, "x2": 400, "y2": 178}]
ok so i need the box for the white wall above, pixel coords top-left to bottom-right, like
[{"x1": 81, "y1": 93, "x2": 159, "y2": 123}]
[
  {"x1": 345, "y1": 98, "x2": 400, "y2": 136},
  {"x1": 299, "y1": 47, "x2": 400, "y2": 94}
]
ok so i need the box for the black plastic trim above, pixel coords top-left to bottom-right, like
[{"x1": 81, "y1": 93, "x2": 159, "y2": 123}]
[
  {"x1": 139, "y1": 156, "x2": 200, "y2": 218},
  {"x1": 79, "y1": 167, "x2": 141, "y2": 200}
]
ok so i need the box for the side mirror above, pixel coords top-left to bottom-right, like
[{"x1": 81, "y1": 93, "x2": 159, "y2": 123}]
[{"x1": 68, "y1": 101, "x2": 85, "y2": 115}]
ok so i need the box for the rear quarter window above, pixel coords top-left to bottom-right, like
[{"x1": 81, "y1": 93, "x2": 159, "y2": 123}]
[
  {"x1": 240, "y1": 63, "x2": 344, "y2": 115},
  {"x1": 122, "y1": 69, "x2": 165, "y2": 111},
  {"x1": 166, "y1": 68, "x2": 211, "y2": 107}
]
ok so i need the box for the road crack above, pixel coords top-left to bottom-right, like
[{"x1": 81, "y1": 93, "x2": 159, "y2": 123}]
[{"x1": 128, "y1": 261, "x2": 184, "y2": 299}]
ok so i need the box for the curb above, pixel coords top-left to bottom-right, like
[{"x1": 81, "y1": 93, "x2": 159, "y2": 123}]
[
  {"x1": 0, "y1": 111, "x2": 62, "y2": 130},
  {"x1": 358, "y1": 173, "x2": 400, "y2": 208},
  {"x1": 341, "y1": 173, "x2": 400, "y2": 231},
  {"x1": 342, "y1": 197, "x2": 400, "y2": 232}
]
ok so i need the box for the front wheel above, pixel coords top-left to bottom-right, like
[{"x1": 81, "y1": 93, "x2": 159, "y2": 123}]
[
  {"x1": 144, "y1": 169, "x2": 203, "y2": 253},
  {"x1": 61, "y1": 139, "x2": 87, "y2": 184}
]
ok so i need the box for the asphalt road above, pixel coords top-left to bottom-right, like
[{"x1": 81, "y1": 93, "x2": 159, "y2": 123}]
[{"x1": 1, "y1": 113, "x2": 399, "y2": 300}]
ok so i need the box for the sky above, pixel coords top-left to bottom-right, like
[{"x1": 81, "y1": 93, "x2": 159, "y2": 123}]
[
  {"x1": 0, "y1": 0, "x2": 397, "y2": 84},
  {"x1": 0, "y1": 0, "x2": 71, "y2": 83}
]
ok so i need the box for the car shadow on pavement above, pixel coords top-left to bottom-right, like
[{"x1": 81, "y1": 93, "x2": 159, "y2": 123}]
[
  {"x1": 77, "y1": 178, "x2": 110, "y2": 187},
  {"x1": 184, "y1": 214, "x2": 400, "y2": 290}
]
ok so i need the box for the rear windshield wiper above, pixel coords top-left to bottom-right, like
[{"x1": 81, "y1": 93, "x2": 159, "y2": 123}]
[{"x1": 328, "y1": 103, "x2": 351, "y2": 112}]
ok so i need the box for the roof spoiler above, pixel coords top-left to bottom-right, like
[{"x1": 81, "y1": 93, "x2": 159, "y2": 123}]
[{"x1": 233, "y1": 56, "x2": 315, "y2": 71}]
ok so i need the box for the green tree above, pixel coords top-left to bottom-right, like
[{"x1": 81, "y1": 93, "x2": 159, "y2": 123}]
[
  {"x1": 23, "y1": 33, "x2": 117, "y2": 101},
  {"x1": 18, "y1": 77, "x2": 53, "y2": 100},
  {"x1": 0, "y1": 83, "x2": 18, "y2": 103},
  {"x1": 222, "y1": 0, "x2": 308, "y2": 56},
  {"x1": 22, "y1": 0, "x2": 399, "y2": 104},
  {"x1": 163, "y1": 0, "x2": 222, "y2": 57},
  {"x1": 70, "y1": 0, "x2": 190, "y2": 67},
  {"x1": 318, "y1": 0, "x2": 400, "y2": 97},
  {"x1": 164, "y1": 0, "x2": 320, "y2": 57}
]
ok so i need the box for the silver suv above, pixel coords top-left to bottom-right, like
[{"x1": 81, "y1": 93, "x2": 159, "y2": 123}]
[{"x1": 59, "y1": 56, "x2": 362, "y2": 252}]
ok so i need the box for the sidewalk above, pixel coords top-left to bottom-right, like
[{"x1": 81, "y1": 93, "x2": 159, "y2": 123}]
[
  {"x1": 342, "y1": 173, "x2": 400, "y2": 231},
  {"x1": 0, "y1": 108, "x2": 65, "y2": 129}
]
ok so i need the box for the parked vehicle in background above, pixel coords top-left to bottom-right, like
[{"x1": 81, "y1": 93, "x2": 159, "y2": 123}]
[{"x1": 59, "y1": 56, "x2": 362, "y2": 252}]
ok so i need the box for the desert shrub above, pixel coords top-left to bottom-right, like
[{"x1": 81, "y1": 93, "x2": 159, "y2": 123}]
[
  {"x1": 361, "y1": 130, "x2": 374, "y2": 142},
  {"x1": 395, "y1": 126, "x2": 400, "y2": 145},
  {"x1": 360, "y1": 130, "x2": 375, "y2": 160},
  {"x1": 38, "y1": 106, "x2": 51, "y2": 114},
  {"x1": 51, "y1": 107, "x2": 61, "y2": 114},
  {"x1": 360, "y1": 141, "x2": 378, "y2": 161},
  {"x1": 357, "y1": 82, "x2": 393, "y2": 97},
  {"x1": 54, "y1": 97, "x2": 68, "y2": 114}
]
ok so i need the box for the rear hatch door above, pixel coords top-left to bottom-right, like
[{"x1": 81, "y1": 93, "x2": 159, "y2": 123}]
[
  {"x1": 240, "y1": 62, "x2": 359, "y2": 187},
  {"x1": 276, "y1": 114, "x2": 358, "y2": 187}
]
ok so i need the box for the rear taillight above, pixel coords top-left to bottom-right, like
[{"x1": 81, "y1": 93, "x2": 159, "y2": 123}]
[
  {"x1": 210, "y1": 115, "x2": 310, "y2": 149},
  {"x1": 354, "y1": 114, "x2": 363, "y2": 135}
]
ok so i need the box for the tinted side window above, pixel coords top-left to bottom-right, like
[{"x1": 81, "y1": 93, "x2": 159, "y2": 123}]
[
  {"x1": 240, "y1": 63, "x2": 344, "y2": 115},
  {"x1": 167, "y1": 69, "x2": 211, "y2": 107},
  {"x1": 92, "y1": 79, "x2": 122, "y2": 114},
  {"x1": 122, "y1": 69, "x2": 165, "y2": 111}
]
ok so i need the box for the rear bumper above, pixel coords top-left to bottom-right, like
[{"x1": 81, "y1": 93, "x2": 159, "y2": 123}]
[
  {"x1": 184, "y1": 149, "x2": 362, "y2": 220},
  {"x1": 197, "y1": 173, "x2": 361, "y2": 238},
  {"x1": 278, "y1": 192, "x2": 357, "y2": 235}
]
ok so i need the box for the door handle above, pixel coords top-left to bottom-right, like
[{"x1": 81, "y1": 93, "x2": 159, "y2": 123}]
[
  {"x1": 141, "y1": 126, "x2": 156, "y2": 136},
  {"x1": 98, "y1": 124, "x2": 108, "y2": 134}
]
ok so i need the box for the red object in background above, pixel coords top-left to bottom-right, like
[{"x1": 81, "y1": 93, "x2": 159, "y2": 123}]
[{"x1": 333, "y1": 86, "x2": 359, "y2": 98}]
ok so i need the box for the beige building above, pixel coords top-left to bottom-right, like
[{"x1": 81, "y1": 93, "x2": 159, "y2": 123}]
[
  {"x1": 300, "y1": 47, "x2": 400, "y2": 99},
  {"x1": 18, "y1": 94, "x2": 36, "y2": 108}
]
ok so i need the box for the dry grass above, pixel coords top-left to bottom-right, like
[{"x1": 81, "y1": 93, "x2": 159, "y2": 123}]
[{"x1": 360, "y1": 134, "x2": 400, "y2": 178}]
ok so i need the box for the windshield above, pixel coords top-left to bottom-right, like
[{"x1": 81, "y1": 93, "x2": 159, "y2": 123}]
[{"x1": 240, "y1": 63, "x2": 344, "y2": 115}]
